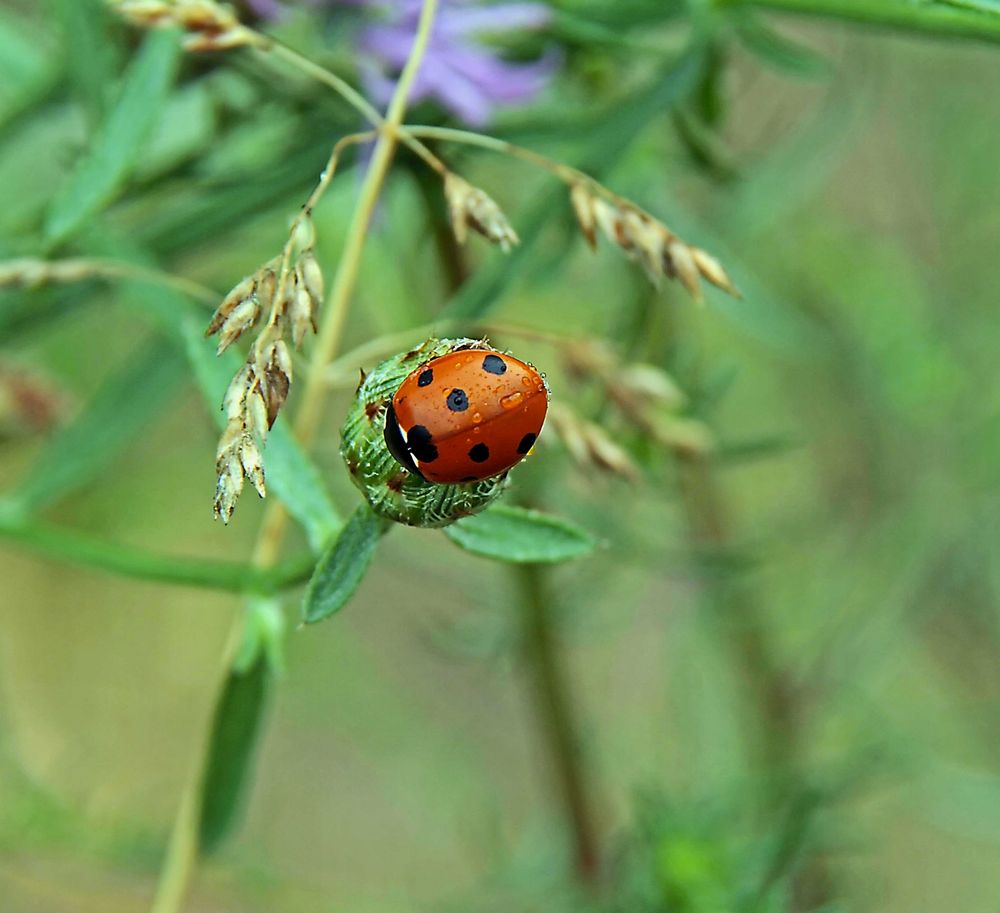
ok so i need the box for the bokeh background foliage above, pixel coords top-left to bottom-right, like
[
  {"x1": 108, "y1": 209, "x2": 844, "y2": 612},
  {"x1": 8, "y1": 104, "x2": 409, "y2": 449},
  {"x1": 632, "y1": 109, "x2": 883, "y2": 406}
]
[{"x1": 2, "y1": 0, "x2": 1000, "y2": 911}]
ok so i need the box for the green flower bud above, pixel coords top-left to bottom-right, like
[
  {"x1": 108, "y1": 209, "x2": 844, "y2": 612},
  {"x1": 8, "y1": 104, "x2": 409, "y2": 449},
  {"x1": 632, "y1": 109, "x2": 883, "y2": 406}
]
[{"x1": 340, "y1": 338, "x2": 509, "y2": 528}]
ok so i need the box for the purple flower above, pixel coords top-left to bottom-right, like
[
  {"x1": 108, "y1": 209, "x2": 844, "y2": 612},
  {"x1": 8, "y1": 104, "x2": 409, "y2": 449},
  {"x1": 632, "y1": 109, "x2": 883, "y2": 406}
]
[
  {"x1": 249, "y1": 0, "x2": 558, "y2": 126},
  {"x1": 245, "y1": 0, "x2": 295, "y2": 17}
]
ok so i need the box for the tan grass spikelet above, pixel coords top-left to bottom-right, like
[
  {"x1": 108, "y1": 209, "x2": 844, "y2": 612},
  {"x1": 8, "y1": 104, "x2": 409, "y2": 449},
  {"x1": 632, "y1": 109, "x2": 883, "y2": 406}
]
[
  {"x1": 444, "y1": 173, "x2": 519, "y2": 252},
  {"x1": 204, "y1": 215, "x2": 326, "y2": 521},
  {"x1": 114, "y1": 0, "x2": 260, "y2": 52},
  {"x1": 569, "y1": 181, "x2": 739, "y2": 301},
  {"x1": 546, "y1": 403, "x2": 639, "y2": 482}
]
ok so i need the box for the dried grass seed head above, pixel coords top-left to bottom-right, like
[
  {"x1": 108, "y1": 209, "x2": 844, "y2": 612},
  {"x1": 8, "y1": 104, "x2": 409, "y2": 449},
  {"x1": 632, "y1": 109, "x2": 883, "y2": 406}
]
[
  {"x1": 290, "y1": 255, "x2": 322, "y2": 349},
  {"x1": 258, "y1": 339, "x2": 292, "y2": 429},
  {"x1": 444, "y1": 173, "x2": 519, "y2": 252},
  {"x1": 569, "y1": 182, "x2": 739, "y2": 300},
  {"x1": 115, "y1": 0, "x2": 259, "y2": 51},
  {"x1": 547, "y1": 403, "x2": 639, "y2": 482}
]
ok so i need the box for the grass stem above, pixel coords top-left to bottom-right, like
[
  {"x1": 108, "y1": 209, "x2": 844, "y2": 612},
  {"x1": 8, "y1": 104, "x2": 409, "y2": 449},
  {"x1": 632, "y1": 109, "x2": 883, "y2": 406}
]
[{"x1": 516, "y1": 564, "x2": 601, "y2": 884}]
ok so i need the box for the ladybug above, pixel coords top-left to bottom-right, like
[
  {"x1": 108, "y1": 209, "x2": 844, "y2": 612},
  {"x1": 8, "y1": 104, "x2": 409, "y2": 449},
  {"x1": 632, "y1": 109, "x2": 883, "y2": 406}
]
[{"x1": 383, "y1": 347, "x2": 548, "y2": 485}]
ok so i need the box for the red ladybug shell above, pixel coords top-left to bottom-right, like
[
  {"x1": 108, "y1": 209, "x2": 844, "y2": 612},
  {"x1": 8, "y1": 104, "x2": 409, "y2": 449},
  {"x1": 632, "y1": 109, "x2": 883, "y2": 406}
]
[{"x1": 384, "y1": 348, "x2": 548, "y2": 484}]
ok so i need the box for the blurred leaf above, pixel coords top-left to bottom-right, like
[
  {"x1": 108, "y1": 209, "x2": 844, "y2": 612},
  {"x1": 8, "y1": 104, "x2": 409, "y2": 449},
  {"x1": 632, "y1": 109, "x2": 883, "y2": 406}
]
[
  {"x1": 49, "y1": 0, "x2": 121, "y2": 128},
  {"x1": 918, "y1": 762, "x2": 1000, "y2": 843},
  {"x1": 198, "y1": 653, "x2": 270, "y2": 854},
  {"x1": 0, "y1": 514, "x2": 314, "y2": 592},
  {"x1": 656, "y1": 203, "x2": 830, "y2": 355},
  {"x1": 133, "y1": 80, "x2": 218, "y2": 180},
  {"x1": 0, "y1": 12, "x2": 60, "y2": 129},
  {"x1": 717, "y1": 433, "x2": 800, "y2": 464},
  {"x1": 443, "y1": 505, "x2": 595, "y2": 563},
  {"x1": 234, "y1": 596, "x2": 287, "y2": 673},
  {"x1": 4, "y1": 336, "x2": 185, "y2": 514},
  {"x1": 550, "y1": 8, "x2": 688, "y2": 51},
  {"x1": 939, "y1": 0, "x2": 1000, "y2": 12},
  {"x1": 672, "y1": 107, "x2": 739, "y2": 181},
  {"x1": 731, "y1": 10, "x2": 831, "y2": 79},
  {"x1": 302, "y1": 504, "x2": 384, "y2": 624},
  {"x1": 43, "y1": 28, "x2": 181, "y2": 247},
  {"x1": 747, "y1": 0, "x2": 1000, "y2": 43}
]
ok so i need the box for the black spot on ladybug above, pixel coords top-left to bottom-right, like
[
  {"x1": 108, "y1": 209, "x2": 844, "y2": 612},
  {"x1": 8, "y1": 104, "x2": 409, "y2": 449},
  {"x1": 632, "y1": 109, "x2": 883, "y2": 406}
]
[
  {"x1": 482, "y1": 354, "x2": 507, "y2": 375},
  {"x1": 408, "y1": 424, "x2": 439, "y2": 463},
  {"x1": 384, "y1": 404, "x2": 421, "y2": 476},
  {"x1": 461, "y1": 475, "x2": 479, "y2": 483},
  {"x1": 417, "y1": 368, "x2": 433, "y2": 387},
  {"x1": 469, "y1": 443, "x2": 490, "y2": 463},
  {"x1": 517, "y1": 432, "x2": 537, "y2": 454},
  {"x1": 446, "y1": 388, "x2": 469, "y2": 412}
]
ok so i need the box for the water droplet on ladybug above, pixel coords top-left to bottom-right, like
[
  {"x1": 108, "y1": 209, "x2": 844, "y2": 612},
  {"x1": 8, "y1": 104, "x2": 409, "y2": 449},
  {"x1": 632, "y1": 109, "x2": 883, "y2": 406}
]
[
  {"x1": 472, "y1": 411, "x2": 482, "y2": 423},
  {"x1": 521, "y1": 376, "x2": 532, "y2": 388},
  {"x1": 500, "y1": 392, "x2": 524, "y2": 410}
]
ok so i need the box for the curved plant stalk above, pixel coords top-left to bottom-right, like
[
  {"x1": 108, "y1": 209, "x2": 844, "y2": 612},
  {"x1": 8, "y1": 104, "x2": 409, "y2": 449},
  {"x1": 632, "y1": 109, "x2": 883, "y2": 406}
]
[{"x1": 0, "y1": 257, "x2": 218, "y2": 305}]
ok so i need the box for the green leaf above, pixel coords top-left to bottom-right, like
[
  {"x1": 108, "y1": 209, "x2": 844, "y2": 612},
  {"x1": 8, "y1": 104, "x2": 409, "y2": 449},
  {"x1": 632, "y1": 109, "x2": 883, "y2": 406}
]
[
  {"x1": 43, "y1": 27, "x2": 181, "y2": 247},
  {"x1": 443, "y1": 505, "x2": 596, "y2": 564},
  {"x1": 939, "y1": 0, "x2": 1000, "y2": 14},
  {"x1": 731, "y1": 10, "x2": 830, "y2": 80},
  {"x1": 4, "y1": 337, "x2": 186, "y2": 514},
  {"x1": 302, "y1": 505, "x2": 384, "y2": 624},
  {"x1": 0, "y1": 514, "x2": 314, "y2": 593},
  {"x1": 0, "y1": 12, "x2": 60, "y2": 129},
  {"x1": 198, "y1": 654, "x2": 270, "y2": 854},
  {"x1": 747, "y1": 0, "x2": 1000, "y2": 44},
  {"x1": 49, "y1": 0, "x2": 121, "y2": 129}
]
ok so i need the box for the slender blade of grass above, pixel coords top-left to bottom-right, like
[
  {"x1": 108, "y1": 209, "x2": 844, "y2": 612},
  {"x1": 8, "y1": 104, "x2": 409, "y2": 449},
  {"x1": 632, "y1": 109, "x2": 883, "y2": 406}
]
[
  {"x1": 43, "y1": 28, "x2": 181, "y2": 247},
  {"x1": 0, "y1": 515, "x2": 314, "y2": 592},
  {"x1": 746, "y1": 0, "x2": 1000, "y2": 44},
  {"x1": 48, "y1": 0, "x2": 121, "y2": 129}
]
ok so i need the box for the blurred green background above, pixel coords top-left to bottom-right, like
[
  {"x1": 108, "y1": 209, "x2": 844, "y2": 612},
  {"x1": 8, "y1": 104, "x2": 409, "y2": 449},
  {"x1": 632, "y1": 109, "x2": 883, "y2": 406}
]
[{"x1": 2, "y1": 0, "x2": 1000, "y2": 911}]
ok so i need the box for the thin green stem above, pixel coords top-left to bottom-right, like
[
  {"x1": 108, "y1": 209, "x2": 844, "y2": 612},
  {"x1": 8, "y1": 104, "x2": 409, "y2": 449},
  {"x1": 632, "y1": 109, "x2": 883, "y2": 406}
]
[
  {"x1": 403, "y1": 124, "x2": 585, "y2": 184},
  {"x1": 256, "y1": 130, "x2": 376, "y2": 348},
  {"x1": 259, "y1": 39, "x2": 446, "y2": 175},
  {"x1": 292, "y1": 0, "x2": 440, "y2": 451},
  {"x1": 0, "y1": 515, "x2": 313, "y2": 593},
  {"x1": 0, "y1": 258, "x2": 218, "y2": 306},
  {"x1": 516, "y1": 564, "x2": 601, "y2": 884},
  {"x1": 149, "y1": 6, "x2": 441, "y2": 912},
  {"x1": 401, "y1": 124, "x2": 661, "y2": 215}
]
